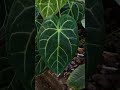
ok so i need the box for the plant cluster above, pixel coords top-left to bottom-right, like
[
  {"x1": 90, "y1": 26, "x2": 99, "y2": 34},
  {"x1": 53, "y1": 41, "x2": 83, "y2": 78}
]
[{"x1": 35, "y1": 0, "x2": 85, "y2": 89}]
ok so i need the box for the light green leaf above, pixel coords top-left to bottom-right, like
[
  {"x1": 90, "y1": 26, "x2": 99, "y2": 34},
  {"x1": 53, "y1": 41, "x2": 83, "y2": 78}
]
[
  {"x1": 36, "y1": 0, "x2": 68, "y2": 19},
  {"x1": 67, "y1": 64, "x2": 85, "y2": 90},
  {"x1": 37, "y1": 14, "x2": 79, "y2": 75}
]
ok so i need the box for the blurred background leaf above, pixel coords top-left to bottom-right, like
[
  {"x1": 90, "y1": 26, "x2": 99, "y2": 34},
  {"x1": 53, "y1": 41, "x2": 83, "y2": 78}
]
[
  {"x1": 67, "y1": 64, "x2": 85, "y2": 90},
  {"x1": 0, "y1": 0, "x2": 35, "y2": 90},
  {"x1": 85, "y1": 0, "x2": 104, "y2": 78},
  {"x1": 115, "y1": 0, "x2": 120, "y2": 6}
]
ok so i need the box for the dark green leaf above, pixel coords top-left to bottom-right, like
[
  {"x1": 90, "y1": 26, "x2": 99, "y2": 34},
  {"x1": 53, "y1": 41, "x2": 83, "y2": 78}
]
[
  {"x1": 60, "y1": 0, "x2": 85, "y2": 22},
  {"x1": 37, "y1": 14, "x2": 79, "y2": 75},
  {"x1": 35, "y1": 39, "x2": 46, "y2": 75},
  {"x1": 35, "y1": 15, "x2": 46, "y2": 75}
]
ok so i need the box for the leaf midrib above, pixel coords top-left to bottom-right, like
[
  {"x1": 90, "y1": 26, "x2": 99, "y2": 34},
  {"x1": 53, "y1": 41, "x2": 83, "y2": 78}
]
[{"x1": 57, "y1": 27, "x2": 61, "y2": 74}]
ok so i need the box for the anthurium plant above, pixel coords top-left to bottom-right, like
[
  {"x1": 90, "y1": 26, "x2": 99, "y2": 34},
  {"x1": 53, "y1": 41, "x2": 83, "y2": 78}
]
[
  {"x1": 35, "y1": 0, "x2": 104, "y2": 89},
  {"x1": 35, "y1": 0, "x2": 85, "y2": 74}
]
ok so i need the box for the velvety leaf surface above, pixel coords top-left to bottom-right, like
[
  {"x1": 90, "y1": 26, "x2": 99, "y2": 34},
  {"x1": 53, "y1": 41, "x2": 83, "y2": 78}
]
[
  {"x1": 37, "y1": 14, "x2": 79, "y2": 75},
  {"x1": 67, "y1": 64, "x2": 85, "y2": 90}
]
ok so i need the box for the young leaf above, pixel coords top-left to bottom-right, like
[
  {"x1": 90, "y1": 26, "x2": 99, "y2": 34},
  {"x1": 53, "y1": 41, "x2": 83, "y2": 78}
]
[
  {"x1": 36, "y1": 0, "x2": 68, "y2": 19},
  {"x1": 37, "y1": 14, "x2": 79, "y2": 75},
  {"x1": 67, "y1": 64, "x2": 85, "y2": 90}
]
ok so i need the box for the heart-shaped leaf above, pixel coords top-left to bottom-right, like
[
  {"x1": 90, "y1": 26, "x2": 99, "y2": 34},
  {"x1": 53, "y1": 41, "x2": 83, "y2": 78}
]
[
  {"x1": 67, "y1": 64, "x2": 85, "y2": 90},
  {"x1": 60, "y1": 0, "x2": 85, "y2": 22},
  {"x1": 35, "y1": 0, "x2": 68, "y2": 19},
  {"x1": 37, "y1": 14, "x2": 78, "y2": 75}
]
